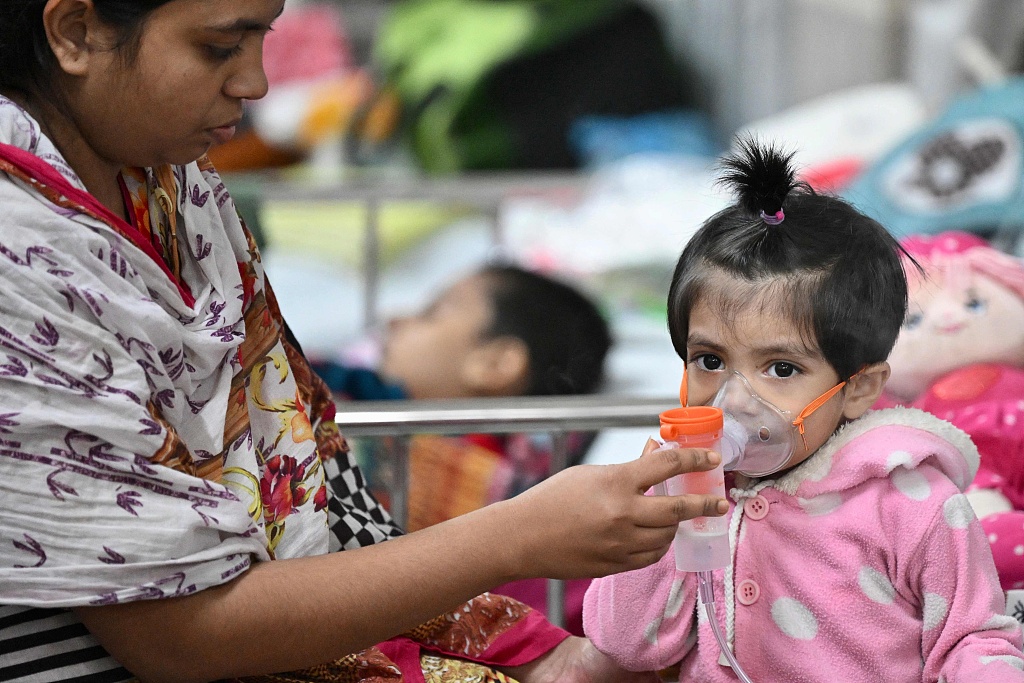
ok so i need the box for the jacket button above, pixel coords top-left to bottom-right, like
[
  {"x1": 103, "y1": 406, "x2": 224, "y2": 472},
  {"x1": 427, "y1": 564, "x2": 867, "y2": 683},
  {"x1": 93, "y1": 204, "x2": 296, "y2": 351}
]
[
  {"x1": 737, "y1": 579, "x2": 760, "y2": 605},
  {"x1": 744, "y1": 494, "x2": 770, "y2": 520}
]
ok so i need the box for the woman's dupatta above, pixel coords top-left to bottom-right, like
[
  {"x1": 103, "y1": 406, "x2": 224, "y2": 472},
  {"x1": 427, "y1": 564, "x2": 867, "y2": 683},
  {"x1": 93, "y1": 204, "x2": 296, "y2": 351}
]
[{"x1": 0, "y1": 99, "x2": 567, "y2": 682}]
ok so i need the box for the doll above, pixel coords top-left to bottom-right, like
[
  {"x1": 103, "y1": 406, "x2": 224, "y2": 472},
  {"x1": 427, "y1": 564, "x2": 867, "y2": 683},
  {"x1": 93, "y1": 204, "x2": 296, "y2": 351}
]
[{"x1": 879, "y1": 230, "x2": 1024, "y2": 598}]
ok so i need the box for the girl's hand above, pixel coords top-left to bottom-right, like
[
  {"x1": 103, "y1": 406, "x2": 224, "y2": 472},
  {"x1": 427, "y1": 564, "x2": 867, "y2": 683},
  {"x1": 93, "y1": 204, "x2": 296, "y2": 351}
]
[
  {"x1": 502, "y1": 636, "x2": 661, "y2": 683},
  {"x1": 499, "y1": 439, "x2": 726, "y2": 581}
]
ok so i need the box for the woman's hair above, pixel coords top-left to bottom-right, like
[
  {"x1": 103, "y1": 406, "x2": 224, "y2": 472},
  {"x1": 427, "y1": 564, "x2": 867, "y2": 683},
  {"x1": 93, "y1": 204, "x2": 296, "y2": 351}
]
[
  {"x1": 668, "y1": 137, "x2": 911, "y2": 380},
  {"x1": 0, "y1": 1, "x2": 174, "y2": 99},
  {"x1": 480, "y1": 264, "x2": 612, "y2": 396}
]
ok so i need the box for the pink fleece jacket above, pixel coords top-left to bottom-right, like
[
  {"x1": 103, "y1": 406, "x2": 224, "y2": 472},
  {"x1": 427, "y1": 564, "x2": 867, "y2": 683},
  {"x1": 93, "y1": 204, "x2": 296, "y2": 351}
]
[
  {"x1": 877, "y1": 364, "x2": 1024, "y2": 590},
  {"x1": 583, "y1": 408, "x2": 1024, "y2": 682}
]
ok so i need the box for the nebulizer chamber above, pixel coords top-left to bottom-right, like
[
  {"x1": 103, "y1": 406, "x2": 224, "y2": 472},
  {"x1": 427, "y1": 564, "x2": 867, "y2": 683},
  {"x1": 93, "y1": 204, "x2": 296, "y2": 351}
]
[
  {"x1": 656, "y1": 406, "x2": 732, "y2": 572},
  {"x1": 655, "y1": 391, "x2": 788, "y2": 683},
  {"x1": 658, "y1": 373, "x2": 797, "y2": 571}
]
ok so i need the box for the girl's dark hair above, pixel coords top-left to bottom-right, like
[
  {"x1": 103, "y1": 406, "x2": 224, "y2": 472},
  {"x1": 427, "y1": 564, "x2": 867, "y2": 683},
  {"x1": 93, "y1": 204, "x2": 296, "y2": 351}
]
[
  {"x1": 0, "y1": 1, "x2": 174, "y2": 99},
  {"x1": 667, "y1": 137, "x2": 911, "y2": 380},
  {"x1": 481, "y1": 264, "x2": 612, "y2": 396}
]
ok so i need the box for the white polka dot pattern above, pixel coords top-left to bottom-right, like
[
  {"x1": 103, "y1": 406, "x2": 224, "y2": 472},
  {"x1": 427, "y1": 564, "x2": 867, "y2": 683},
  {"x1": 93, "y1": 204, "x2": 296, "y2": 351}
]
[
  {"x1": 771, "y1": 597, "x2": 818, "y2": 640},
  {"x1": 983, "y1": 614, "x2": 1020, "y2": 631},
  {"x1": 643, "y1": 616, "x2": 660, "y2": 646},
  {"x1": 886, "y1": 450, "x2": 913, "y2": 471},
  {"x1": 644, "y1": 577, "x2": 686, "y2": 645},
  {"x1": 892, "y1": 467, "x2": 932, "y2": 501},
  {"x1": 923, "y1": 592, "x2": 948, "y2": 630},
  {"x1": 665, "y1": 577, "x2": 685, "y2": 619},
  {"x1": 943, "y1": 494, "x2": 975, "y2": 529},
  {"x1": 859, "y1": 566, "x2": 896, "y2": 604},
  {"x1": 980, "y1": 654, "x2": 1024, "y2": 670},
  {"x1": 798, "y1": 492, "x2": 843, "y2": 517}
]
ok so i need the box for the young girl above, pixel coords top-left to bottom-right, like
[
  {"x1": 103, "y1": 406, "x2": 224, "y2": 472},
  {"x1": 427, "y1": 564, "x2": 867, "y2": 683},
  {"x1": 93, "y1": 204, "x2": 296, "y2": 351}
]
[{"x1": 582, "y1": 139, "x2": 1024, "y2": 681}]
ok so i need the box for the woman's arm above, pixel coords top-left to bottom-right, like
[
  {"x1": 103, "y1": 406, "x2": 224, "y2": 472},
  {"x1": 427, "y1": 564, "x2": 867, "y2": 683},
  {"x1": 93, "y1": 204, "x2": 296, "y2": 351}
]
[{"x1": 76, "y1": 445, "x2": 726, "y2": 683}]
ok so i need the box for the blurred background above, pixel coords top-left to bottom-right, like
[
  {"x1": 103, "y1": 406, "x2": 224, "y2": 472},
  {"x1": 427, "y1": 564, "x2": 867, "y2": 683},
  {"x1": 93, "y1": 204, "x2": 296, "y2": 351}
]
[
  {"x1": 217, "y1": 0, "x2": 1024, "y2": 359},
  {"x1": 215, "y1": 0, "x2": 1024, "y2": 466},
  {"x1": 214, "y1": 0, "x2": 1024, "y2": 632}
]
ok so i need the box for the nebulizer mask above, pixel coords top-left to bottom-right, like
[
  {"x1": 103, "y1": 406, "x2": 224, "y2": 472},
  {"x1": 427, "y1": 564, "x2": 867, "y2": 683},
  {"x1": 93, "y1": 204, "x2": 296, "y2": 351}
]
[
  {"x1": 652, "y1": 369, "x2": 846, "y2": 682},
  {"x1": 710, "y1": 370, "x2": 810, "y2": 476}
]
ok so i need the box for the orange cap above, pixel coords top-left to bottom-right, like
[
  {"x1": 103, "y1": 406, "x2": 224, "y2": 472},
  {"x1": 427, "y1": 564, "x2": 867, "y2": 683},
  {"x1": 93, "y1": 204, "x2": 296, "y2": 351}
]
[{"x1": 659, "y1": 406, "x2": 723, "y2": 441}]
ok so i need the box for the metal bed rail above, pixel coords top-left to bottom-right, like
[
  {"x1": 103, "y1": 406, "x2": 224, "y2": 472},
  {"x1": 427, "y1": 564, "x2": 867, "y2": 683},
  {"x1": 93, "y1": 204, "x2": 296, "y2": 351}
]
[{"x1": 333, "y1": 393, "x2": 675, "y2": 627}]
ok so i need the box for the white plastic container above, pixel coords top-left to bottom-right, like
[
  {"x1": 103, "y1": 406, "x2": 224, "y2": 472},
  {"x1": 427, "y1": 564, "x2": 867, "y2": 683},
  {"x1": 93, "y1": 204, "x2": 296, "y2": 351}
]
[{"x1": 656, "y1": 406, "x2": 731, "y2": 572}]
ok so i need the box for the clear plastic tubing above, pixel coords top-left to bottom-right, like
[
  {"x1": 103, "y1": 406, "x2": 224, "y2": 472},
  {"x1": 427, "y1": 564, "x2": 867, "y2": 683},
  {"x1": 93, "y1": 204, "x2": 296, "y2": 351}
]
[
  {"x1": 657, "y1": 406, "x2": 757, "y2": 683},
  {"x1": 698, "y1": 570, "x2": 755, "y2": 683}
]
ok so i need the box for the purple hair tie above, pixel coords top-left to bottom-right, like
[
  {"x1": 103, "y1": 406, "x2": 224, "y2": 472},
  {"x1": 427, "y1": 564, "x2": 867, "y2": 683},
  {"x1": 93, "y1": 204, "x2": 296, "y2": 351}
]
[{"x1": 760, "y1": 209, "x2": 785, "y2": 225}]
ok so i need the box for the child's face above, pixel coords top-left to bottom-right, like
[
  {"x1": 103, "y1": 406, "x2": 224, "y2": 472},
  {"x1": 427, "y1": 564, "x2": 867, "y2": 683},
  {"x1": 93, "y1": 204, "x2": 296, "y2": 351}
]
[
  {"x1": 379, "y1": 274, "x2": 497, "y2": 399},
  {"x1": 685, "y1": 289, "x2": 849, "y2": 471}
]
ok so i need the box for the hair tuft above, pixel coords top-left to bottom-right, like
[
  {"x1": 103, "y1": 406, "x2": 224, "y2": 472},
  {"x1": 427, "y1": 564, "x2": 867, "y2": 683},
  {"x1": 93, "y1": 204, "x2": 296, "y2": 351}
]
[{"x1": 718, "y1": 136, "x2": 801, "y2": 217}]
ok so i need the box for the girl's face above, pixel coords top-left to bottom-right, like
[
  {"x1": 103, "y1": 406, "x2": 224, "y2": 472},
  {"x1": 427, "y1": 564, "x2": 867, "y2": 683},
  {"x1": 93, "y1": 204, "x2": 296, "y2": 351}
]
[
  {"x1": 685, "y1": 289, "x2": 850, "y2": 472},
  {"x1": 887, "y1": 272, "x2": 1024, "y2": 401},
  {"x1": 62, "y1": 0, "x2": 282, "y2": 168}
]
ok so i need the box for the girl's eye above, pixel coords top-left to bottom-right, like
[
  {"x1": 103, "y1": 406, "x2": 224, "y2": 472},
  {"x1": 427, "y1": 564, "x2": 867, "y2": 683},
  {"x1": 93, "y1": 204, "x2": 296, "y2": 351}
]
[
  {"x1": 767, "y1": 362, "x2": 798, "y2": 378},
  {"x1": 904, "y1": 312, "x2": 923, "y2": 330},
  {"x1": 692, "y1": 354, "x2": 723, "y2": 372},
  {"x1": 965, "y1": 296, "x2": 987, "y2": 315},
  {"x1": 206, "y1": 44, "x2": 244, "y2": 61}
]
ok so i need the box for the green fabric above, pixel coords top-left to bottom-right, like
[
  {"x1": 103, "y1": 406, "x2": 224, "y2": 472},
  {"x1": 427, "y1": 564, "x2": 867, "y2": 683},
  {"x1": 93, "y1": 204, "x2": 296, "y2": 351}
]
[{"x1": 376, "y1": 0, "x2": 627, "y2": 172}]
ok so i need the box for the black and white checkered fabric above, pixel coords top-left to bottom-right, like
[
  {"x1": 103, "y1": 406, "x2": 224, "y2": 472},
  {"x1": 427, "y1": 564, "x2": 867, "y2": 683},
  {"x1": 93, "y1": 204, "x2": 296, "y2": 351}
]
[{"x1": 325, "y1": 450, "x2": 404, "y2": 552}]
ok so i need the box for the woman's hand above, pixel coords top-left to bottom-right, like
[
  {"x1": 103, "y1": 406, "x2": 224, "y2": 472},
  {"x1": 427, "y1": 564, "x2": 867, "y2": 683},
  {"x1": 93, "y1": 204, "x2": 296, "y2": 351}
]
[
  {"x1": 502, "y1": 636, "x2": 661, "y2": 683},
  {"x1": 499, "y1": 439, "x2": 727, "y2": 581}
]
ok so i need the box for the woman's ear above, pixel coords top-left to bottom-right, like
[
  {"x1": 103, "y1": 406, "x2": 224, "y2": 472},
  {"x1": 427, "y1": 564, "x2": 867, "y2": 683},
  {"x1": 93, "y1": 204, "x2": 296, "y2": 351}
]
[
  {"x1": 43, "y1": 0, "x2": 115, "y2": 77},
  {"x1": 461, "y1": 337, "x2": 530, "y2": 397},
  {"x1": 842, "y1": 362, "x2": 891, "y2": 421}
]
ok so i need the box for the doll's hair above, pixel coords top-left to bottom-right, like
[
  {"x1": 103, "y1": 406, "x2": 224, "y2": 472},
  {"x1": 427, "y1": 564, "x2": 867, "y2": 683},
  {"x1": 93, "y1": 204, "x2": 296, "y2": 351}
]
[
  {"x1": 901, "y1": 231, "x2": 1024, "y2": 302},
  {"x1": 668, "y1": 137, "x2": 911, "y2": 380},
  {"x1": 480, "y1": 264, "x2": 612, "y2": 396},
  {"x1": 0, "y1": 1, "x2": 174, "y2": 102}
]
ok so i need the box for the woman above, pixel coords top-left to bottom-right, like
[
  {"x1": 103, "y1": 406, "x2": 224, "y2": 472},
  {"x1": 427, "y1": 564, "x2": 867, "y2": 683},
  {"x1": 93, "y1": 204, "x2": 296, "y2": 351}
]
[{"x1": 0, "y1": 1, "x2": 727, "y2": 682}]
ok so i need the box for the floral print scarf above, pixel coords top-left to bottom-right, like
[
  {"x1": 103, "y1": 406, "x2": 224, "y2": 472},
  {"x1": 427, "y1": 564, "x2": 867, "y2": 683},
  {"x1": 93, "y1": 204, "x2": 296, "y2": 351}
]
[{"x1": 0, "y1": 95, "x2": 334, "y2": 606}]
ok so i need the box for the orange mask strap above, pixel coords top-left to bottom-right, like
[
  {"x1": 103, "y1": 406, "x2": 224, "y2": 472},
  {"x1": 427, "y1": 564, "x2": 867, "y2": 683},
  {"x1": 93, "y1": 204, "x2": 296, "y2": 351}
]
[
  {"x1": 791, "y1": 380, "x2": 847, "y2": 450},
  {"x1": 679, "y1": 365, "x2": 688, "y2": 407}
]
